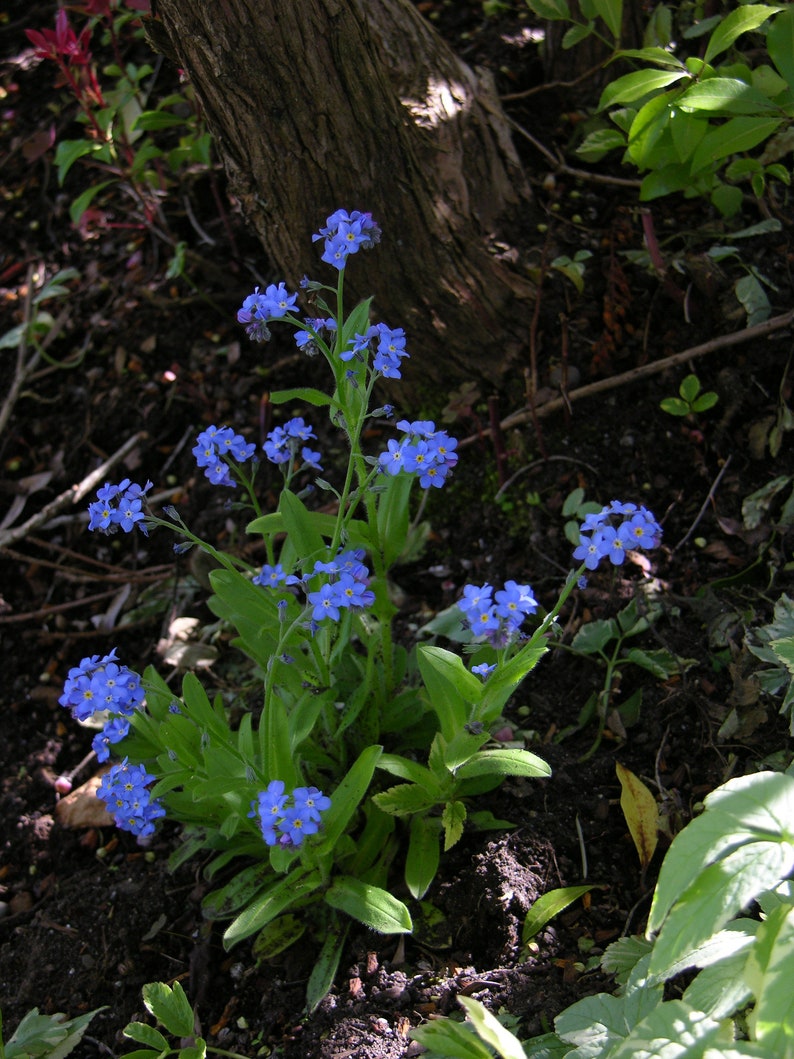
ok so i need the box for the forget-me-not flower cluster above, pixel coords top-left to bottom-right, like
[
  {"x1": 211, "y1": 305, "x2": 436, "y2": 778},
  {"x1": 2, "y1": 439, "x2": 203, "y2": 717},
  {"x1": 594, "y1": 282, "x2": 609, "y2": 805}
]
[
  {"x1": 97, "y1": 759, "x2": 166, "y2": 838},
  {"x1": 263, "y1": 416, "x2": 322, "y2": 472},
  {"x1": 343, "y1": 322, "x2": 408, "y2": 379},
  {"x1": 312, "y1": 208, "x2": 382, "y2": 271},
  {"x1": 193, "y1": 424, "x2": 257, "y2": 487},
  {"x1": 87, "y1": 479, "x2": 152, "y2": 535},
  {"x1": 573, "y1": 500, "x2": 662, "y2": 570},
  {"x1": 254, "y1": 547, "x2": 375, "y2": 624},
  {"x1": 249, "y1": 779, "x2": 331, "y2": 847},
  {"x1": 59, "y1": 649, "x2": 144, "y2": 762},
  {"x1": 378, "y1": 420, "x2": 459, "y2": 489},
  {"x1": 458, "y1": 580, "x2": 539, "y2": 648}
]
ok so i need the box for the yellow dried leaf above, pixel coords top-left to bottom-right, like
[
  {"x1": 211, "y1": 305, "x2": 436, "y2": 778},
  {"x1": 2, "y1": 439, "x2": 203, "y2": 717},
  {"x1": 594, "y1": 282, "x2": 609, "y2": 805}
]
[{"x1": 616, "y1": 762, "x2": 659, "y2": 870}]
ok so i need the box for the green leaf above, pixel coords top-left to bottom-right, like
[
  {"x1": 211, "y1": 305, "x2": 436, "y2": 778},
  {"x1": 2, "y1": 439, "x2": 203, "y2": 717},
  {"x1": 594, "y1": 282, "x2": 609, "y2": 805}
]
[
  {"x1": 562, "y1": 22, "x2": 594, "y2": 49},
  {"x1": 417, "y1": 644, "x2": 481, "y2": 741},
  {"x1": 711, "y1": 182, "x2": 744, "y2": 218},
  {"x1": 306, "y1": 921, "x2": 349, "y2": 1012},
  {"x1": 599, "y1": 69, "x2": 688, "y2": 111},
  {"x1": 69, "y1": 181, "x2": 114, "y2": 226},
  {"x1": 571, "y1": 618, "x2": 616, "y2": 653},
  {"x1": 131, "y1": 109, "x2": 186, "y2": 131},
  {"x1": 678, "y1": 78, "x2": 780, "y2": 115},
  {"x1": 746, "y1": 903, "x2": 794, "y2": 1049},
  {"x1": 123, "y1": 1022, "x2": 170, "y2": 1050},
  {"x1": 735, "y1": 273, "x2": 771, "y2": 326},
  {"x1": 278, "y1": 488, "x2": 326, "y2": 567},
  {"x1": 660, "y1": 396, "x2": 690, "y2": 416},
  {"x1": 523, "y1": 885, "x2": 597, "y2": 943},
  {"x1": 458, "y1": 996, "x2": 527, "y2": 1059},
  {"x1": 679, "y1": 374, "x2": 700, "y2": 403},
  {"x1": 442, "y1": 799, "x2": 467, "y2": 851},
  {"x1": 54, "y1": 139, "x2": 103, "y2": 184},
  {"x1": 406, "y1": 814, "x2": 441, "y2": 898},
  {"x1": 691, "y1": 392, "x2": 719, "y2": 413},
  {"x1": 454, "y1": 748, "x2": 552, "y2": 781},
  {"x1": 626, "y1": 90, "x2": 676, "y2": 168},
  {"x1": 616, "y1": 47, "x2": 684, "y2": 70},
  {"x1": 316, "y1": 744, "x2": 382, "y2": 853},
  {"x1": 325, "y1": 876, "x2": 412, "y2": 933},
  {"x1": 412, "y1": 1017, "x2": 496, "y2": 1058},
  {"x1": 202, "y1": 863, "x2": 272, "y2": 920},
  {"x1": 268, "y1": 387, "x2": 333, "y2": 407},
  {"x1": 2, "y1": 1007, "x2": 106, "y2": 1059},
  {"x1": 223, "y1": 869, "x2": 321, "y2": 948},
  {"x1": 142, "y1": 980, "x2": 195, "y2": 1038},
  {"x1": 377, "y1": 753, "x2": 442, "y2": 793},
  {"x1": 593, "y1": 0, "x2": 622, "y2": 40},
  {"x1": 525, "y1": 0, "x2": 570, "y2": 19},
  {"x1": 373, "y1": 783, "x2": 439, "y2": 817},
  {"x1": 767, "y1": 6, "x2": 794, "y2": 88},
  {"x1": 178, "y1": 1041, "x2": 207, "y2": 1059},
  {"x1": 640, "y1": 162, "x2": 694, "y2": 201},
  {"x1": 576, "y1": 127, "x2": 628, "y2": 162},
  {"x1": 703, "y1": 5, "x2": 783, "y2": 66},
  {"x1": 691, "y1": 117, "x2": 783, "y2": 174},
  {"x1": 609, "y1": 999, "x2": 722, "y2": 1058},
  {"x1": 251, "y1": 914, "x2": 306, "y2": 961}
]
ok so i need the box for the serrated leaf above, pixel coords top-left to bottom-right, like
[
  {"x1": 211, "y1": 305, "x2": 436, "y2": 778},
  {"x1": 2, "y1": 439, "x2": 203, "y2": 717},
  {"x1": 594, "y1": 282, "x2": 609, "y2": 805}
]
[
  {"x1": 609, "y1": 999, "x2": 722, "y2": 1058},
  {"x1": 142, "y1": 981, "x2": 195, "y2": 1038},
  {"x1": 442, "y1": 800, "x2": 467, "y2": 851},
  {"x1": 123, "y1": 1022, "x2": 170, "y2": 1050},
  {"x1": 373, "y1": 782, "x2": 439, "y2": 817},
  {"x1": 745, "y1": 903, "x2": 794, "y2": 1049}
]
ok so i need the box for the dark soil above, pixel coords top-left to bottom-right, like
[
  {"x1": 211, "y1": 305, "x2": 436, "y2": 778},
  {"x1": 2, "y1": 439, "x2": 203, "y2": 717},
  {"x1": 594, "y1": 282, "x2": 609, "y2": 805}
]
[{"x1": 2, "y1": 2, "x2": 793, "y2": 1057}]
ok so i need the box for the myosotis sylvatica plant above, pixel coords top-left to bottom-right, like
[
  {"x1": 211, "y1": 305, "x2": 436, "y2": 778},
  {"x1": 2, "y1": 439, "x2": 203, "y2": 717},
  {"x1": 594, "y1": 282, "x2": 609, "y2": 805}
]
[{"x1": 58, "y1": 210, "x2": 661, "y2": 1007}]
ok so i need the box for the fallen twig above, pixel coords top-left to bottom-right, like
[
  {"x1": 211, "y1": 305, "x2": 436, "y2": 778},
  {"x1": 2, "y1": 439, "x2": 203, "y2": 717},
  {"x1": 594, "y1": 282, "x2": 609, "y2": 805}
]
[
  {"x1": 0, "y1": 431, "x2": 147, "y2": 551},
  {"x1": 505, "y1": 115, "x2": 643, "y2": 189},
  {"x1": 459, "y1": 309, "x2": 794, "y2": 448},
  {"x1": 673, "y1": 455, "x2": 733, "y2": 553}
]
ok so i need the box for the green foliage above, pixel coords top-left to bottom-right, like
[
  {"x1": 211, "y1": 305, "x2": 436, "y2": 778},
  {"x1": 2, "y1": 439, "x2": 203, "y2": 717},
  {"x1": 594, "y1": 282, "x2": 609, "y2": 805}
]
[
  {"x1": 412, "y1": 770, "x2": 794, "y2": 1059},
  {"x1": 560, "y1": 594, "x2": 690, "y2": 756},
  {"x1": 119, "y1": 981, "x2": 250, "y2": 1058},
  {"x1": 746, "y1": 593, "x2": 794, "y2": 733},
  {"x1": 29, "y1": 5, "x2": 210, "y2": 229},
  {"x1": 660, "y1": 373, "x2": 719, "y2": 417},
  {"x1": 548, "y1": 2, "x2": 794, "y2": 215},
  {"x1": 562, "y1": 487, "x2": 604, "y2": 546},
  {"x1": 0, "y1": 1006, "x2": 104, "y2": 1059}
]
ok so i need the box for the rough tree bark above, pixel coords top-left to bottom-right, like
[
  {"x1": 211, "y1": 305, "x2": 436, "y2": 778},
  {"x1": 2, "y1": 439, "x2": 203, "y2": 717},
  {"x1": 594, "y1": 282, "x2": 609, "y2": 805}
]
[{"x1": 153, "y1": 0, "x2": 534, "y2": 391}]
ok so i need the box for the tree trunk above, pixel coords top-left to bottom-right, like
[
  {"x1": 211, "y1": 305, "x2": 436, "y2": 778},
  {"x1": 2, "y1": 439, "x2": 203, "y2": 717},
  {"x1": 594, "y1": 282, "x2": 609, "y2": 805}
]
[{"x1": 152, "y1": 0, "x2": 534, "y2": 393}]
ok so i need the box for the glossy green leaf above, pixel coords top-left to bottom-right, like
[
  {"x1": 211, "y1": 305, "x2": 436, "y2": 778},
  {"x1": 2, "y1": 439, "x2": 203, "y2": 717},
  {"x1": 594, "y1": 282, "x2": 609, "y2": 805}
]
[
  {"x1": 767, "y1": 6, "x2": 794, "y2": 88},
  {"x1": 458, "y1": 996, "x2": 527, "y2": 1059},
  {"x1": 54, "y1": 139, "x2": 104, "y2": 184},
  {"x1": 703, "y1": 5, "x2": 783, "y2": 66},
  {"x1": 678, "y1": 78, "x2": 780, "y2": 115},
  {"x1": 523, "y1": 885, "x2": 597, "y2": 943},
  {"x1": 325, "y1": 875, "x2": 412, "y2": 933},
  {"x1": 599, "y1": 69, "x2": 688, "y2": 111},
  {"x1": 454, "y1": 748, "x2": 551, "y2": 781},
  {"x1": 691, "y1": 117, "x2": 782, "y2": 174},
  {"x1": 593, "y1": 0, "x2": 622, "y2": 40}
]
